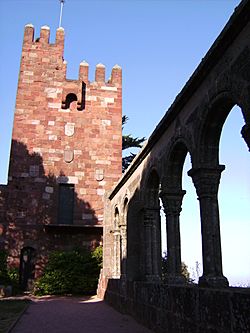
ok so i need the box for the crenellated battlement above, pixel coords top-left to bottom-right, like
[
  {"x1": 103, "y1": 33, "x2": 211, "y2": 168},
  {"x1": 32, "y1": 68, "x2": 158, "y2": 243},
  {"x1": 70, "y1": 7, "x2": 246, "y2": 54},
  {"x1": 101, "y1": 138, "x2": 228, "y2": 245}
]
[
  {"x1": 18, "y1": 23, "x2": 122, "y2": 116},
  {"x1": 78, "y1": 61, "x2": 122, "y2": 85},
  {"x1": 22, "y1": 24, "x2": 122, "y2": 87},
  {"x1": 61, "y1": 61, "x2": 122, "y2": 112},
  {"x1": 23, "y1": 23, "x2": 64, "y2": 46}
]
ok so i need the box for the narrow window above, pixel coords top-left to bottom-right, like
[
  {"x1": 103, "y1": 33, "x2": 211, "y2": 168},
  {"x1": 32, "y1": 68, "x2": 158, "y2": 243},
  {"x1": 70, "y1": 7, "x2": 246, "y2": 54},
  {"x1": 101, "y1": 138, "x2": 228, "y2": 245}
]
[{"x1": 58, "y1": 184, "x2": 74, "y2": 224}]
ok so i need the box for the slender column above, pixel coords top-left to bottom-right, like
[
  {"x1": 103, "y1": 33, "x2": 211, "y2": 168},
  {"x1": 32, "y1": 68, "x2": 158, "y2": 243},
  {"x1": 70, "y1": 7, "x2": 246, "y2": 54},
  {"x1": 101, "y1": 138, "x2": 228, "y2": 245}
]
[
  {"x1": 160, "y1": 190, "x2": 186, "y2": 284},
  {"x1": 120, "y1": 224, "x2": 127, "y2": 279},
  {"x1": 113, "y1": 228, "x2": 121, "y2": 278},
  {"x1": 188, "y1": 166, "x2": 229, "y2": 287},
  {"x1": 144, "y1": 210, "x2": 153, "y2": 277},
  {"x1": 143, "y1": 208, "x2": 161, "y2": 280},
  {"x1": 152, "y1": 207, "x2": 162, "y2": 276}
]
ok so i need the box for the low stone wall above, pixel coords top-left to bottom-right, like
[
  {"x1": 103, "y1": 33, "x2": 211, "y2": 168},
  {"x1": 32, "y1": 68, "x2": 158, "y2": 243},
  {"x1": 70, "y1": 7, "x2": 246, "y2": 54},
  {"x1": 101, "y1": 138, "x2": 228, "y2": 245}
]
[{"x1": 104, "y1": 279, "x2": 250, "y2": 333}]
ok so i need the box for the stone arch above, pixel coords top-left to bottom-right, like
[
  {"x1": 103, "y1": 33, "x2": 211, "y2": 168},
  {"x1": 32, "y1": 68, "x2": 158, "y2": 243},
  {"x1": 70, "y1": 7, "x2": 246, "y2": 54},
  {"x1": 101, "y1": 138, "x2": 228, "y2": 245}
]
[
  {"x1": 186, "y1": 91, "x2": 249, "y2": 287},
  {"x1": 163, "y1": 138, "x2": 191, "y2": 190},
  {"x1": 140, "y1": 158, "x2": 161, "y2": 193},
  {"x1": 159, "y1": 139, "x2": 191, "y2": 284},
  {"x1": 143, "y1": 167, "x2": 160, "y2": 208},
  {"x1": 197, "y1": 89, "x2": 249, "y2": 165}
]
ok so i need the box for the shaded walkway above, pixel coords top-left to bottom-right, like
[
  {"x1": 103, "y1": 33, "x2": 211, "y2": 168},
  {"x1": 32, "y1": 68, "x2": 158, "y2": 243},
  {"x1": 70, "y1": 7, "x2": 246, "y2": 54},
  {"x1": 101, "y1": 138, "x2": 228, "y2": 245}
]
[{"x1": 11, "y1": 296, "x2": 154, "y2": 333}]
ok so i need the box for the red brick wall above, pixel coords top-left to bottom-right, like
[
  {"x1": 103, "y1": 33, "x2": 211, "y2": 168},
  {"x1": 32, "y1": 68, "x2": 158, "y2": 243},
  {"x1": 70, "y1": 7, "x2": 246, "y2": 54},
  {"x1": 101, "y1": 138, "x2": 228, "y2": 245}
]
[{"x1": 0, "y1": 24, "x2": 122, "y2": 273}]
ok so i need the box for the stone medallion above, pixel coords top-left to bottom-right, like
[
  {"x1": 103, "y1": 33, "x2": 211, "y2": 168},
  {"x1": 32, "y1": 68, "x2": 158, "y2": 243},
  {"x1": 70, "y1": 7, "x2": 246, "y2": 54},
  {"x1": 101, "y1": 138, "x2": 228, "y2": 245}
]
[
  {"x1": 65, "y1": 122, "x2": 75, "y2": 136},
  {"x1": 95, "y1": 169, "x2": 104, "y2": 181},
  {"x1": 64, "y1": 149, "x2": 74, "y2": 163}
]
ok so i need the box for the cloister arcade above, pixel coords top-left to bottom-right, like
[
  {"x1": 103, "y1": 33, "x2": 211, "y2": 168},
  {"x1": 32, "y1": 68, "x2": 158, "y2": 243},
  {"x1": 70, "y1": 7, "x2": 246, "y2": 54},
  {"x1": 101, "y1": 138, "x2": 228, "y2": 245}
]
[
  {"x1": 105, "y1": 91, "x2": 249, "y2": 288},
  {"x1": 98, "y1": 2, "x2": 250, "y2": 331}
]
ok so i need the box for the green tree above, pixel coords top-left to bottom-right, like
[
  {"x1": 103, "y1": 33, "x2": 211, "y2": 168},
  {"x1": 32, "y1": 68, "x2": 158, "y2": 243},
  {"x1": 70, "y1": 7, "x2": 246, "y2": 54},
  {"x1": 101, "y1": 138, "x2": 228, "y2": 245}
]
[
  {"x1": 122, "y1": 115, "x2": 146, "y2": 172},
  {"x1": 161, "y1": 251, "x2": 190, "y2": 282}
]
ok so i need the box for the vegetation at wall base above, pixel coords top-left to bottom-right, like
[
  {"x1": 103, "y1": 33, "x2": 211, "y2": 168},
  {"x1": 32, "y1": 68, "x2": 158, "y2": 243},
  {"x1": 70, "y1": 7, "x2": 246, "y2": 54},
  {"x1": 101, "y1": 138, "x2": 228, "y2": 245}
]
[
  {"x1": 0, "y1": 250, "x2": 9, "y2": 285},
  {"x1": 34, "y1": 246, "x2": 102, "y2": 296},
  {"x1": 0, "y1": 250, "x2": 20, "y2": 295}
]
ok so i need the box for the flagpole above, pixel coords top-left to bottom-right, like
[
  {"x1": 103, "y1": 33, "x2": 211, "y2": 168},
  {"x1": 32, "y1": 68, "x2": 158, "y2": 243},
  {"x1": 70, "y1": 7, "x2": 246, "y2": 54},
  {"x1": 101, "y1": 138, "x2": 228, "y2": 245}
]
[{"x1": 59, "y1": 0, "x2": 65, "y2": 28}]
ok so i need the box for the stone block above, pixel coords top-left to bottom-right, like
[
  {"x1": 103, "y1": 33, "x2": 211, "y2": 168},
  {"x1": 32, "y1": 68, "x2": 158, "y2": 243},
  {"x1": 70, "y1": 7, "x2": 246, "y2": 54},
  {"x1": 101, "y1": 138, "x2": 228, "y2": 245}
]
[{"x1": 45, "y1": 186, "x2": 54, "y2": 194}]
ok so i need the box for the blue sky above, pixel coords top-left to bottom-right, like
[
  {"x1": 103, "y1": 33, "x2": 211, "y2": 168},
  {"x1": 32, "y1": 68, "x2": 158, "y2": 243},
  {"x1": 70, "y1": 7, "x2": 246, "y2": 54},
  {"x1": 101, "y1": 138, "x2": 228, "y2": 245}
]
[{"x1": 0, "y1": 0, "x2": 249, "y2": 285}]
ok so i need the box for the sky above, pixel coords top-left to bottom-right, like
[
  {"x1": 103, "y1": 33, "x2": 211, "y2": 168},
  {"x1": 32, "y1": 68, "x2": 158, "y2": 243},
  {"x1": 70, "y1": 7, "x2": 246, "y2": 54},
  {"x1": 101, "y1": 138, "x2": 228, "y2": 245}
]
[{"x1": 0, "y1": 0, "x2": 249, "y2": 286}]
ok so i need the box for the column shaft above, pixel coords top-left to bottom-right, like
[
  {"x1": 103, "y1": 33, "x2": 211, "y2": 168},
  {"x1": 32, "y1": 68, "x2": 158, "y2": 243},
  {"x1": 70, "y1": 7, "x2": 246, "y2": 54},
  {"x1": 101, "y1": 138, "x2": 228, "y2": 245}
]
[
  {"x1": 160, "y1": 190, "x2": 186, "y2": 284},
  {"x1": 143, "y1": 208, "x2": 161, "y2": 280},
  {"x1": 113, "y1": 230, "x2": 121, "y2": 277},
  {"x1": 120, "y1": 225, "x2": 127, "y2": 278},
  {"x1": 188, "y1": 166, "x2": 229, "y2": 287}
]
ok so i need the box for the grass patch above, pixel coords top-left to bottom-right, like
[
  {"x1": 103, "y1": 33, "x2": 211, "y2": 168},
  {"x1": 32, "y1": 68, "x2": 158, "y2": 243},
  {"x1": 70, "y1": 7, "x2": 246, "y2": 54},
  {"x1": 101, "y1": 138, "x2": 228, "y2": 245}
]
[{"x1": 0, "y1": 300, "x2": 29, "y2": 333}]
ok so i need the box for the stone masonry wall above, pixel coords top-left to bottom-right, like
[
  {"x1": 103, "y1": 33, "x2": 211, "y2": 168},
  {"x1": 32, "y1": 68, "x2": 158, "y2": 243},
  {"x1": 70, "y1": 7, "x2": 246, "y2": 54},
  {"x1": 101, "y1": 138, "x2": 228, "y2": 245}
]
[
  {"x1": 105, "y1": 280, "x2": 250, "y2": 333},
  {"x1": 0, "y1": 24, "x2": 122, "y2": 276}
]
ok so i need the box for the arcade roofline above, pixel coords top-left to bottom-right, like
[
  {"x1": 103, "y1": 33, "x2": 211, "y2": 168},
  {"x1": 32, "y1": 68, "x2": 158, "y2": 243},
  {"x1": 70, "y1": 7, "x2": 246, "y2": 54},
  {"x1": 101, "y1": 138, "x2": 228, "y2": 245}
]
[{"x1": 109, "y1": 0, "x2": 250, "y2": 200}]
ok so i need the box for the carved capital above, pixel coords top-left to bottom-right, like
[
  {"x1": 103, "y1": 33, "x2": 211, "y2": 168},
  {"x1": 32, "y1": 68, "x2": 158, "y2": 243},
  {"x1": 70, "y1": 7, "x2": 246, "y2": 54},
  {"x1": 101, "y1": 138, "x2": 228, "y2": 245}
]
[
  {"x1": 188, "y1": 165, "x2": 225, "y2": 198},
  {"x1": 160, "y1": 190, "x2": 186, "y2": 216},
  {"x1": 119, "y1": 225, "x2": 127, "y2": 239},
  {"x1": 113, "y1": 228, "x2": 120, "y2": 236}
]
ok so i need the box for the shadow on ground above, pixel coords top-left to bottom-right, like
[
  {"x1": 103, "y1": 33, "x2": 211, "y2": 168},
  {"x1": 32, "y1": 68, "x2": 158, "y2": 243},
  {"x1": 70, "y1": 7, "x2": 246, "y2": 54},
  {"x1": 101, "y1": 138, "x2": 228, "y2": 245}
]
[{"x1": 10, "y1": 296, "x2": 154, "y2": 333}]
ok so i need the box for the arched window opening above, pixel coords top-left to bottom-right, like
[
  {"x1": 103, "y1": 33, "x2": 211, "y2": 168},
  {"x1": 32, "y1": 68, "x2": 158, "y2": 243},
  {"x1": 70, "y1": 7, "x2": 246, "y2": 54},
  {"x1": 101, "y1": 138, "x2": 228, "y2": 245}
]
[
  {"x1": 219, "y1": 105, "x2": 250, "y2": 287},
  {"x1": 62, "y1": 93, "x2": 77, "y2": 110}
]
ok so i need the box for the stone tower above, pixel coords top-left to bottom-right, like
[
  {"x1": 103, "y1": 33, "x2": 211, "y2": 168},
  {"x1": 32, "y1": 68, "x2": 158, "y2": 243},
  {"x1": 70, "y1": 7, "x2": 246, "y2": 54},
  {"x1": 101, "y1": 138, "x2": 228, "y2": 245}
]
[{"x1": 0, "y1": 24, "x2": 122, "y2": 286}]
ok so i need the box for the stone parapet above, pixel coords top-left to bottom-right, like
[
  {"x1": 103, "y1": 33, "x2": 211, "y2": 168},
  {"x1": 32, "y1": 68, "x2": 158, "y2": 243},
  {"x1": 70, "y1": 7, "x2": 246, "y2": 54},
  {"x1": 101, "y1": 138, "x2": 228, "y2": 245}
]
[{"x1": 104, "y1": 279, "x2": 250, "y2": 333}]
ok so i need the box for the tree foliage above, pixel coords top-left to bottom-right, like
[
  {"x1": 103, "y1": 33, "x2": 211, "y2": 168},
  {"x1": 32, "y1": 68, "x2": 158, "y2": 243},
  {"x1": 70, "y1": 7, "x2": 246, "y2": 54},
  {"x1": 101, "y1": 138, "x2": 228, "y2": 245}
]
[
  {"x1": 161, "y1": 251, "x2": 190, "y2": 282},
  {"x1": 0, "y1": 250, "x2": 20, "y2": 294},
  {"x1": 122, "y1": 115, "x2": 146, "y2": 172}
]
